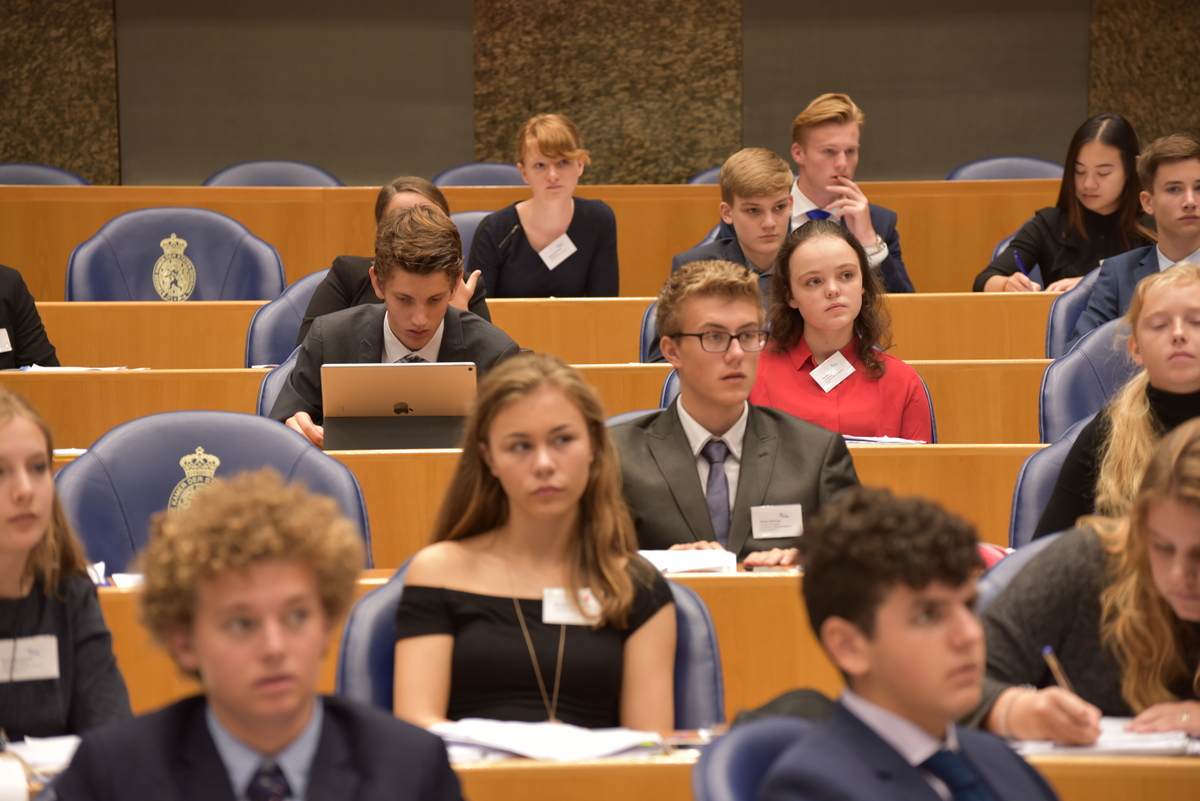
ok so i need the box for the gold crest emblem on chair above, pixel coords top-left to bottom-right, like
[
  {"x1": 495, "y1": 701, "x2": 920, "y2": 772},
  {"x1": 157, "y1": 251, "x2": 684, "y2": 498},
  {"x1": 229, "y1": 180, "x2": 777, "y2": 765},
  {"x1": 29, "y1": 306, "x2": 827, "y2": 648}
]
[
  {"x1": 168, "y1": 447, "x2": 221, "y2": 512},
  {"x1": 152, "y1": 233, "x2": 197, "y2": 301}
]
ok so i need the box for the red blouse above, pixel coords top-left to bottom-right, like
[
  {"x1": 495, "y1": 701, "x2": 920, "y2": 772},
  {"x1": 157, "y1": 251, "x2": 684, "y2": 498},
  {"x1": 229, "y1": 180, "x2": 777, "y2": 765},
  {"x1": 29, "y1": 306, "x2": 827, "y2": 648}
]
[{"x1": 749, "y1": 338, "x2": 933, "y2": 442}]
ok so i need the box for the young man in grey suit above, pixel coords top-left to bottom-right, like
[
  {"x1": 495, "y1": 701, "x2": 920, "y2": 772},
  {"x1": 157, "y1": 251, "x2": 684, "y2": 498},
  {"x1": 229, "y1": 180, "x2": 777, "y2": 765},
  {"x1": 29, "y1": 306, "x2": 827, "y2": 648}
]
[
  {"x1": 759, "y1": 487, "x2": 1059, "y2": 801},
  {"x1": 271, "y1": 204, "x2": 520, "y2": 447},
  {"x1": 610, "y1": 260, "x2": 859, "y2": 567},
  {"x1": 1071, "y1": 133, "x2": 1200, "y2": 345}
]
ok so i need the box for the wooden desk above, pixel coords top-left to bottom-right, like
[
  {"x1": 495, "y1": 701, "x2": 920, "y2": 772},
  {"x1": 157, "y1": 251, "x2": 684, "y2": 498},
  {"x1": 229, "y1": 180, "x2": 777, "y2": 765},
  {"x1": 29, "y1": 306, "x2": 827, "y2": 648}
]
[
  {"x1": 911, "y1": 359, "x2": 1046, "y2": 445},
  {"x1": 887, "y1": 292, "x2": 1056, "y2": 361}
]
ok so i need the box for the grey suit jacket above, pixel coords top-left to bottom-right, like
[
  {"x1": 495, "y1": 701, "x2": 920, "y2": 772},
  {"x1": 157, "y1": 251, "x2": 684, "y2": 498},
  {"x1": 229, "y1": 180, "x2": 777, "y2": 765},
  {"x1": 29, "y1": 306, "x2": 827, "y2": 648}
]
[
  {"x1": 269, "y1": 303, "x2": 520, "y2": 424},
  {"x1": 1069, "y1": 244, "x2": 1156, "y2": 345},
  {"x1": 610, "y1": 402, "x2": 859, "y2": 558}
]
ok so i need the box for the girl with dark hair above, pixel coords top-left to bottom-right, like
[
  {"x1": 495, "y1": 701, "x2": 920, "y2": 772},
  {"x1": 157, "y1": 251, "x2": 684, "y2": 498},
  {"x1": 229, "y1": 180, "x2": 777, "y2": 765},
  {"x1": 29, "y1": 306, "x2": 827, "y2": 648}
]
[
  {"x1": 749, "y1": 220, "x2": 932, "y2": 441},
  {"x1": 975, "y1": 113, "x2": 1154, "y2": 292}
]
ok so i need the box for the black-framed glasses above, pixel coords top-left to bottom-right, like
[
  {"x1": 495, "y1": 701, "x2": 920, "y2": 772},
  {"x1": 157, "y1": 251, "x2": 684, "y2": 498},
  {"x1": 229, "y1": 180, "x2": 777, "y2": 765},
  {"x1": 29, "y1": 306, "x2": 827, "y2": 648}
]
[{"x1": 674, "y1": 330, "x2": 768, "y2": 353}]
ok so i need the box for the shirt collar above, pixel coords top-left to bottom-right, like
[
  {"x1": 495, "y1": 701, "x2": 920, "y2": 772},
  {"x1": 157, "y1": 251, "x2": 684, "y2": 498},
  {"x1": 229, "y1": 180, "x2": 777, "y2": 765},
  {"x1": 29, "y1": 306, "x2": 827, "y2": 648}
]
[
  {"x1": 840, "y1": 689, "x2": 959, "y2": 768},
  {"x1": 382, "y1": 312, "x2": 444, "y2": 363},
  {"x1": 1156, "y1": 243, "x2": 1200, "y2": 272},
  {"x1": 675, "y1": 399, "x2": 749, "y2": 463},
  {"x1": 790, "y1": 180, "x2": 842, "y2": 228},
  {"x1": 787, "y1": 336, "x2": 860, "y2": 372},
  {"x1": 206, "y1": 697, "x2": 324, "y2": 801}
]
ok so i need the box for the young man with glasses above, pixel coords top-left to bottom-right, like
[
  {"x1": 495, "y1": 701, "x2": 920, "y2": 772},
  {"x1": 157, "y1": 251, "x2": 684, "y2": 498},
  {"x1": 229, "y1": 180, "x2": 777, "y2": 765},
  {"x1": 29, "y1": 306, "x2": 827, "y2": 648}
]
[{"x1": 610, "y1": 260, "x2": 859, "y2": 566}]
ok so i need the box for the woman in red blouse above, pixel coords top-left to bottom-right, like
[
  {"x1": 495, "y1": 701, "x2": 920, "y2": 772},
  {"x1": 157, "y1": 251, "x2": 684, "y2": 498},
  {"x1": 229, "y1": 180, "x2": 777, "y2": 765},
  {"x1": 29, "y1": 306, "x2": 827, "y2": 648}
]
[{"x1": 749, "y1": 219, "x2": 932, "y2": 441}]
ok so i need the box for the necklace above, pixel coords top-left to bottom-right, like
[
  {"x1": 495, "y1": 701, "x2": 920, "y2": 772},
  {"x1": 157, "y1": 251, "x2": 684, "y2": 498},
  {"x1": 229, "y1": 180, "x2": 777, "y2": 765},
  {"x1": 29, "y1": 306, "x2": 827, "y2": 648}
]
[{"x1": 512, "y1": 597, "x2": 566, "y2": 724}]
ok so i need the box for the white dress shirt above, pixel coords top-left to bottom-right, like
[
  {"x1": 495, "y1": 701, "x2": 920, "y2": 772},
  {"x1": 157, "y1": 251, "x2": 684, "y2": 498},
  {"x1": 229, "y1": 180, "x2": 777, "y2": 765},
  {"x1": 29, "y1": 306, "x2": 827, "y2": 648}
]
[
  {"x1": 381, "y1": 313, "x2": 445, "y2": 363},
  {"x1": 1156, "y1": 243, "x2": 1200, "y2": 272},
  {"x1": 790, "y1": 180, "x2": 888, "y2": 269}
]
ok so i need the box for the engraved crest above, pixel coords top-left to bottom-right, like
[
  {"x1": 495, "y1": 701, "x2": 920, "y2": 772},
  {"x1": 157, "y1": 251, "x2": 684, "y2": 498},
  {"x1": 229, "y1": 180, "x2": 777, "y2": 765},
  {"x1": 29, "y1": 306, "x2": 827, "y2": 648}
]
[
  {"x1": 167, "y1": 447, "x2": 220, "y2": 513},
  {"x1": 152, "y1": 233, "x2": 196, "y2": 301}
]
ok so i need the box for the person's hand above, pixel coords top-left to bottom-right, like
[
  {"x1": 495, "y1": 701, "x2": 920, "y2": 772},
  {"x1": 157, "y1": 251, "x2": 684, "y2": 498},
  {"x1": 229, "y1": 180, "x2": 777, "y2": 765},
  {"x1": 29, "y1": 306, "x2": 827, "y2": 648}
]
[
  {"x1": 667, "y1": 541, "x2": 725, "y2": 551},
  {"x1": 1005, "y1": 686, "x2": 1101, "y2": 744},
  {"x1": 997, "y1": 272, "x2": 1042, "y2": 292},
  {"x1": 1045, "y1": 276, "x2": 1084, "y2": 293},
  {"x1": 1128, "y1": 700, "x2": 1200, "y2": 736},
  {"x1": 743, "y1": 548, "x2": 799, "y2": 566},
  {"x1": 285, "y1": 412, "x2": 324, "y2": 447},
  {"x1": 824, "y1": 175, "x2": 876, "y2": 247},
  {"x1": 449, "y1": 270, "x2": 481, "y2": 312}
]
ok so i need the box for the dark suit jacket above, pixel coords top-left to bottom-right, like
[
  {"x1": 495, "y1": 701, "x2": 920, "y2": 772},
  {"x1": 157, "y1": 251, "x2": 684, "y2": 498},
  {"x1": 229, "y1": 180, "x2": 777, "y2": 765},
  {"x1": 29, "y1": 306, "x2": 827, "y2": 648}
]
[
  {"x1": 0, "y1": 263, "x2": 59, "y2": 370},
  {"x1": 51, "y1": 695, "x2": 463, "y2": 801},
  {"x1": 297, "y1": 255, "x2": 492, "y2": 345},
  {"x1": 1069, "y1": 244, "x2": 1156, "y2": 346},
  {"x1": 270, "y1": 304, "x2": 520, "y2": 424},
  {"x1": 610, "y1": 403, "x2": 859, "y2": 558},
  {"x1": 758, "y1": 702, "x2": 1059, "y2": 801},
  {"x1": 671, "y1": 237, "x2": 755, "y2": 274}
]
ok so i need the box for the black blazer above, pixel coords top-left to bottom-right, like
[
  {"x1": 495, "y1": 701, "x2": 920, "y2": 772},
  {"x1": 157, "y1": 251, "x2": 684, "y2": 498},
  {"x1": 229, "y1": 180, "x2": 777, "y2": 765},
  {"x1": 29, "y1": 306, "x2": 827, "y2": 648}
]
[
  {"x1": 609, "y1": 402, "x2": 859, "y2": 559},
  {"x1": 271, "y1": 303, "x2": 520, "y2": 424},
  {"x1": 0, "y1": 263, "x2": 58, "y2": 369},
  {"x1": 297, "y1": 255, "x2": 492, "y2": 345},
  {"x1": 51, "y1": 695, "x2": 464, "y2": 801}
]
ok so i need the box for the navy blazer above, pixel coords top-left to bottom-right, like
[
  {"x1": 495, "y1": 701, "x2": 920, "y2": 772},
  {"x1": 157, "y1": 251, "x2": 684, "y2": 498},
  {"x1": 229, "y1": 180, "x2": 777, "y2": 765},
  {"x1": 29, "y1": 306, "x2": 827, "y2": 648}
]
[
  {"x1": 1069, "y1": 245, "x2": 1156, "y2": 346},
  {"x1": 0, "y1": 263, "x2": 58, "y2": 370},
  {"x1": 757, "y1": 702, "x2": 1059, "y2": 801},
  {"x1": 51, "y1": 695, "x2": 463, "y2": 801},
  {"x1": 672, "y1": 236, "x2": 755, "y2": 274}
]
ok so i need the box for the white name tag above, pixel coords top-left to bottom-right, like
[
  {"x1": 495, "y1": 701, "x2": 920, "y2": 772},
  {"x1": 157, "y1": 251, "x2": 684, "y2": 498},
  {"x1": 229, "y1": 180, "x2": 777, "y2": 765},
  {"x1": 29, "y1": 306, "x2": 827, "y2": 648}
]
[
  {"x1": 0, "y1": 328, "x2": 11, "y2": 354},
  {"x1": 0, "y1": 635, "x2": 59, "y2": 682},
  {"x1": 542, "y1": 587, "x2": 601, "y2": 625},
  {"x1": 751, "y1": 504, "x2": 804, "y2": 539},
  {"x1": 809, "y1": 350, "x2": 855, "y2": 393},
  {"x1": 538, "y1": 233, "x2": 578, "y2": 271}
]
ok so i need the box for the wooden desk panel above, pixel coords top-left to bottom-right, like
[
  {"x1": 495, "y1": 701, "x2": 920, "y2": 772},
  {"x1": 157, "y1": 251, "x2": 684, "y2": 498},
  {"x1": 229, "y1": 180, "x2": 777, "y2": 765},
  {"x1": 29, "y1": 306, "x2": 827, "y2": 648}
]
[
  {"x1": 887, "y1": 293, "x2": 1055, "y2": 361},
  {"x1": 489, "y1": 298, "x2": 650, "y2": 364},
  {"x1": 910, "y1": 360, "x2": 1046, "y2": 444}
]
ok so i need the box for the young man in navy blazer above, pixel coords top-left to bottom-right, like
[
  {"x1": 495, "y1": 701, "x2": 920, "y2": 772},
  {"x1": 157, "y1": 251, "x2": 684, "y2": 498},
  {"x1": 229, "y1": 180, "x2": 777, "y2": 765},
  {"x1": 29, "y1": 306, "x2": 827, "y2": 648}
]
[
  {"x1": 758, "y1": 487, "x2": 1059, "y2": 801},
  {"x1": 1071, "y1": 133, "x2": 1200, "y2": 345},
  {"x1": 53, "y1": 469, "x2": 463, "y2": 801}
]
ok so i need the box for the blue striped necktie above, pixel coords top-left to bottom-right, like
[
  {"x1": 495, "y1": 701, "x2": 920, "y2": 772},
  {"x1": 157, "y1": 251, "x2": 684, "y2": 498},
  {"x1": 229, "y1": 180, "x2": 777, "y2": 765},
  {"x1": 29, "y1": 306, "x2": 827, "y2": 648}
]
[{"x1": 920, "y1": 750, "x2": 998, "y2": 801}]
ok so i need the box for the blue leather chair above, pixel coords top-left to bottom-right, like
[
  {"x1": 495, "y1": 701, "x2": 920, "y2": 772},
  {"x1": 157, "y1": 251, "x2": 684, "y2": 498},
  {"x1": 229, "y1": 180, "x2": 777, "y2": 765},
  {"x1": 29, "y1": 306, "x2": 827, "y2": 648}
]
[
  {"x1": 976, "y1": 532, "x2": 1063, "y2": 615},
  {"x1": 257, "y1": 347, "x2": 300, "y2": 416},
  {"x1": 336, "y1": 564, "x2": 726, "y2": 729},
  {"x1": 65, "y1": 207, "x2": 286, "y2": 301},
  {"x1": 606, "y1": 409, "x2": 657, "y2": 426},
  {"x1": 55, "y1": 410, "x2": 372, "y2": 572},
  {"x1": 450, "y1": 210, "x2": 492, "y2": 265},
  {"x1": 639, "y1": 301, "x2": 660, "y2": 363},
  {"x1": 1008, "y1": 415, "x2": 1094, "y2": 548},
  {"x1": 945, "y1": 157, "x2": 1063, "y2": 181},
  {"x1": 1039, "y1": 318, "x2": 1137, "y2": 443},
  {"x1": 687, "y1": 166, "x2": 723, "y2": 185},
  {"x1": 694, "y1": 224, "x2": 722, "y2": 248},
  {"x1": 202, "y1": 160, "x2": 343, "y2": 187},
  {"x1": 245, "y1": 269, "x2": 330, "y2": 367},
  {"x1": 0, "y1": 162, "x2": 91, "y2": 185},
  {"x1": 432, "y1": 163, "x2": 524, "y2": 187},
  {"x1": 661, "y1": 369, "x2": 681, "y2": 408},
  {"x1": 1045, "y1": 268, "x2": 1101, "y2": 358},
  {"x1": 693, "y1": 716, "x2": 814, "y2": 801}
]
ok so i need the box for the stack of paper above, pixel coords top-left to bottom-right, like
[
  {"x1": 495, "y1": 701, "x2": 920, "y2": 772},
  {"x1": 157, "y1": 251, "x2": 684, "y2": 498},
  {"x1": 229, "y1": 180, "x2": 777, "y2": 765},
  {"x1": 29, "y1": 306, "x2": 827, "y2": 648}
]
[
  {"x1": 8, "y1": 735, "x2": 81, "y2": 778},
  {"x1": 429, "y1": 718, "x2": 663, "y2": 763},
  {"x1": 638, "y1": 550, "x2": 737, "y2": 574},
  {"x1": 1013, "y1": 717, "x2": 1193, "y2": 756}
]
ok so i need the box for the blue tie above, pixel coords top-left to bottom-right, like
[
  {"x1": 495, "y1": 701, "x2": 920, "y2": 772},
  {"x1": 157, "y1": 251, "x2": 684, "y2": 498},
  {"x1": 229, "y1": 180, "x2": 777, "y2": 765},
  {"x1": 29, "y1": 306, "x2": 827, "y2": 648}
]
[
  {"x1": 806, "y1": 209, "x2": 831, "y2": 220},
  {"x1": 396, "y1": 353, "x2": 426, "y2": 363},
  {"x1": 247, "y1": 760, "x2": 291, "y2": 801},
  {"x1": 702, "y1": 440, "x2": 730, "y2": 548},
  {"x1": 920, "y1": 750, "x2": 998, "y2": 801}
]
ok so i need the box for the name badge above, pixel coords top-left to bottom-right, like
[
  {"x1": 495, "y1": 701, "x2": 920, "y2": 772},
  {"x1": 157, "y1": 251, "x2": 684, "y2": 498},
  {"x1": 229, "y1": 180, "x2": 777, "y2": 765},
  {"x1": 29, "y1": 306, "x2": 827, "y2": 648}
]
[
  {"x1": 0, "y1": 635, "x2": 59, "y2": 682},
  {"x1": 538, "y1": 233, "x2": 578, "y2": 271},
  {"x1": 0, "y1": 328, "x2": 11, "y2": 354},
  {"x1": 809, "y1": 350, "x2": 855, "y2": 393},
  {"x1": 751, "y1": 504, "x2": 804, "y2": 539},
  {"x1": 542, "y1": 587, "x2": 601, "y2": 625}
]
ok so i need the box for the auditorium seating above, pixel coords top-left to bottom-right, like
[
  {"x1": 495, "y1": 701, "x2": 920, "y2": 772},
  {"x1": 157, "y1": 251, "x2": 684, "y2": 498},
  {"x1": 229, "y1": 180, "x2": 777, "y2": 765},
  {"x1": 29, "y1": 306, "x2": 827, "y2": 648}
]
[
  {"x1": 945, "y1": 156, "x2": 1063, "y2": 181},
  {"x1": 1039, "y1": 318, "x2": 1136, "y2": 442},
  {"x1": 1044, "y1": 268, "x2": 1100, "y2": 358},
  {"x1": 245, "y1": 269, "x2": 329, "y2": 367},
  {"x1": 0, "y1": 162, "x2": 90, "y2": 185},
  {"x1": 693, "y1": 717, "x2": 815, "y2": 801},
  {"x1": 202, "y1": 159, "x2": 343, "y2": 187},
  {"x1": 1008, "y1": 414, "x2": 1094, "y2": 548},
  {"x1": 432, "y1": 162, "x2": 525, "y2": 186}
]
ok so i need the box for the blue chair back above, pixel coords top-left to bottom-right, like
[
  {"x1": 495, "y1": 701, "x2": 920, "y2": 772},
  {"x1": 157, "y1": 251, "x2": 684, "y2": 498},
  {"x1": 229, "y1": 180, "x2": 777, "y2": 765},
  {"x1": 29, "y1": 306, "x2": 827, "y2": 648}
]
[
  {"x1": 336, "y1": 571, "x2": 725, "y2": 728},
  {"x1": 1008, "y1": 415, "x2": 1094, "y2": 548},
  {"x1": 54, "y1": 410, "x2": 372, "y2": 572},
  {"x1": 245, "y1": 269, "x2": 330, "y2": 367},
  {"x1": 432, "y1": 163, "x2": 524, "y2": 187},
  {"x1": 945, "y1": 157, "x2": 1064, "y2": 181},
  {"x1": 693, "y1": 716, "x2": 814, "y2": 801},
  {"x1": 450, "y1": 210, "x2": 493, "y2": 265},
  {"x1": 695, "y1": 224, "x2": 722, "y2": 248},
  {"x1": 202, "y1": 160, "x2": 343, "y2": 187},
  {"x1": 606, "y1": 409, "x2": 658, "y2": 426},
  {"x1": 1039, "y1": 318, "x2": 1137, "y2": 443},
  {"x1": 0, "y1": 162, "x2": 90, "y2": 185},
  {"x1": 257, "y1": 347, "x2": 301, "y2": 416},
  {"x1": 1045, "y1": 268, "x2": 1101, "y2": 358},
  {"x1": 661, "y1": 369, "x2": 681, "y2": 408},
  {"x1": 65, "y1": 207, "x2": 285, "y2": 301},
  {"x1": 687, "y1": 166, "x2": 723, "y2": 185},
  {"x1": 976, "y1": 532, "x2": 1063, "y2": 615},
  {"x1": 639, "y1": 301, "x2": 659, "y2": 363},
  {"x1": 919, "y1": 375, "x2": 938, "y2": 444}
]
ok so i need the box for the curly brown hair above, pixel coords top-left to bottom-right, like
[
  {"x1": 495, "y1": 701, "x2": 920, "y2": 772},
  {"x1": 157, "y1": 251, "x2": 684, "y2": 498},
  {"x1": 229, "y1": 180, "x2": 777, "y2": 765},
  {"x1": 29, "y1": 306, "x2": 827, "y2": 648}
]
[
  {"x1": 373, "y1": 203, "x2": 463, "y2": 284},
  {"x1": 766, "y1": 220, "x2": 892, "y2": 377}
]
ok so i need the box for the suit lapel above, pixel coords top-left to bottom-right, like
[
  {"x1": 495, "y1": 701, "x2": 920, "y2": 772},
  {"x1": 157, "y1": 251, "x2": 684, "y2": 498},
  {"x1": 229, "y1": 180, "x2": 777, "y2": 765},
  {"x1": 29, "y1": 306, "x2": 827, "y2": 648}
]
[
  {"x1": 307, "y1": 706, "x2": 361, "y2": 801},
  {"x1": 175, "y1": 701, "x2": 239, "y2": 801},
  {"x1": 359, "y1": 306, "x2": 387, "y2": 363},
  {"x1": 829, "y1": 705, "x2": 943, "y2": 801},
  {"x1": 1135, "y1": 247, "x2": 1158, "y2": 282},
  {"x1": 646, "y1": 404, "x2": 715, "y2": 542},
  {"x1": 437, "y1": 307, "x2": 466, "y2": 362},
  {"x1": 727, "y1": 408, "x2": 778, "y2": 554}
]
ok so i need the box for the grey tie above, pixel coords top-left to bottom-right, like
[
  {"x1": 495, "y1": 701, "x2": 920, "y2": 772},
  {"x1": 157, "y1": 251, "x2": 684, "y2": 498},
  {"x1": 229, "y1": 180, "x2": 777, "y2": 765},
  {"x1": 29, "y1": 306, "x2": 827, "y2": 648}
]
[
  {"x1": 396, "y1": 353, "x2": 426, "y2": 363},
  {"x1": 702, "y1": 440, "x2": 730, "y2": 548}
]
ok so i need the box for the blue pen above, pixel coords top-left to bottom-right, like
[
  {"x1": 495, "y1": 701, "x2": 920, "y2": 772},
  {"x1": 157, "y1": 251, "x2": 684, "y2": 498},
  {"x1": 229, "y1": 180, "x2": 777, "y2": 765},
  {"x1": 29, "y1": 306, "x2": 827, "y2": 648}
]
[{"x1": 1012, "y1": 249, "x2": 1030, "y2": 277}]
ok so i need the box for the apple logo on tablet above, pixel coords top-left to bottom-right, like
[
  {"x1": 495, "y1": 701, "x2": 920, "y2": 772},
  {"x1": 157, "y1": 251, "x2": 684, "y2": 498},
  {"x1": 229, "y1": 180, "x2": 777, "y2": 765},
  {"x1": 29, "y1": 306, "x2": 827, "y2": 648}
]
[{"x1": 393, "y1": 402, "x2": 412, "y2": 415}]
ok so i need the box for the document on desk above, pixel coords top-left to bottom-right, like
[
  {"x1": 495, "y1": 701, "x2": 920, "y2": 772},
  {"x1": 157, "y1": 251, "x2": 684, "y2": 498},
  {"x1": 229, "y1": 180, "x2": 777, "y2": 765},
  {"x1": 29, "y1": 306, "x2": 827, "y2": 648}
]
[
  {"x1": 430, "y1": 718, "x2": 663, "y2": 763},
  {"x1": 1013, "y1": 717, "x2": 1196, "y2": 756},
  {"x1": 637, "y1": 550, "x2": 737, "y2": 574},
  {"x1": 8, "y1": 734, "x2": 81, "y2": 775}
]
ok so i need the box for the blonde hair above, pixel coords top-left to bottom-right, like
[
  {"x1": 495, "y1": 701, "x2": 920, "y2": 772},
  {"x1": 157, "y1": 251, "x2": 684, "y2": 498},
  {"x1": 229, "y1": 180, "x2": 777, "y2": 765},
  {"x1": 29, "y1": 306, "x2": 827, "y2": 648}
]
[
  {"x1": 1097, "y1": 418, "x2": 1200, "y2": 710},
  {"x1": 655, "y1": 260, "x2": 764, "y2": 339},
  {"x1": 516, "y1": 113, "x2": 591, "y2": 167},
  {"x1": 0, "y1": 389, "x2": 88, "y2": 596},
  {"x1": 432, "y1": 353, "x2": 647, "y2": 628},
  {"x1": 1095, "y1": 262, "x2": 1200, "y2": 516},
  {"x1": 791, "y1": 93, "x2": 865, "y2": 147},
  {"x1": 719, "y1": 148, "x2": 793, "y2": 206}
]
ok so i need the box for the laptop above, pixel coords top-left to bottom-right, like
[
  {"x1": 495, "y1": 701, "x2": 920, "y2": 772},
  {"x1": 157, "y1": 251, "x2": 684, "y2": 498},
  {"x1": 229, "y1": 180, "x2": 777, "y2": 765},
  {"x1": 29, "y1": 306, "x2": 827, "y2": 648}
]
[{"x1": 319, "y1": 362, "x2": 477, "y2": 450}]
